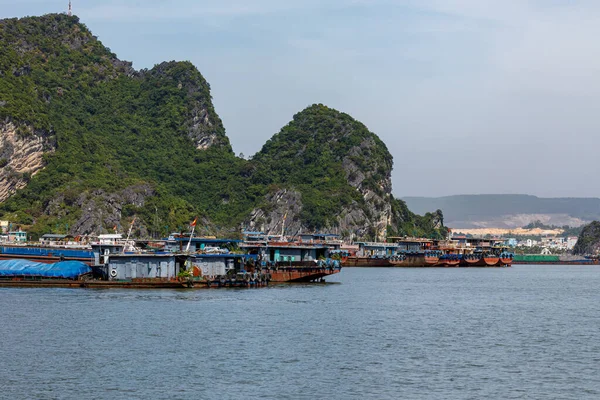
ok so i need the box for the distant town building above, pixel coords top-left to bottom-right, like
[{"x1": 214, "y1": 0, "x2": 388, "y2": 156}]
[{"x1": 8, "y1": 231, "x2": 27, "y2": 242}]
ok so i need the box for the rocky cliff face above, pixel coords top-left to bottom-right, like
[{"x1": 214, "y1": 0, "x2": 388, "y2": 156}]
[
  {"x1": 572, "y1": 221, "x2": 600, "y2": 255},
  {"x1": 340, "y1": 136, "x2": 393, "y2": 239},
  {"x1": 0, "y1": 14, "x2": 235, "y2": 236},
  {"x1": 142, "y1": 61, "x2": 231, "y2": 152},
  {"x1": 0, "y1": 120, "x2": 55, "y2": 202},
  {"x1": 43, "y1": 184, "x2": 155, "y2": 235},
  {"x1": 247, "y1": 104, "x2": 400, "y2": 240},
  {"x1": 246, "y1": 189, "x2": 304, "y2": 235}
]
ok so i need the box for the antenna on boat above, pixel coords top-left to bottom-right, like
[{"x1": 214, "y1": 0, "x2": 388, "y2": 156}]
[{"x1": 68, "y1": 0, "x2": 72, "y2": 16}]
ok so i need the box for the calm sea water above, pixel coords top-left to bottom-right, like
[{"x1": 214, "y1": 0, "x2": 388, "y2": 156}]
[{"x1": 2, "y1": 265, "x2": 600, "y2": 399}]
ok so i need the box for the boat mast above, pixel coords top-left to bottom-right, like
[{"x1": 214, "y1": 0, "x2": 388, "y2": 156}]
[
  {"x1": 281, "y1": 212, "x2": 287, "y2": 240},
  {"x1": 124, "y1": 217, "x2": 136, "y2": 252},
  {"x1": 185, "y1": 217, "x2": 197, "y2": 252}
]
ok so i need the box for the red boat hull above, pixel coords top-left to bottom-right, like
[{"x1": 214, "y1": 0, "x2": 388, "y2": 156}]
[
  {"x1": 500, "y1": 258, "x2": 512, "y2": 266},
  {"x1": 483, "y1": 257, "x2": 500, "y2": 266},
  {"x1": 440, "y1": 259, "x2": 461, "y2": 267}
]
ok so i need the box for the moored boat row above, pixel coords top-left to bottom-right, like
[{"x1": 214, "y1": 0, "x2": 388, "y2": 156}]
[
  {"x1": 0, "y1": 228, "x2": 521, "y2": 289},
  {"x1": 343, "y1": 237, "x2": 513, "y2": 267},
  {"x1": 0, "y1": 231, "x2": 343, "y2": 288}
]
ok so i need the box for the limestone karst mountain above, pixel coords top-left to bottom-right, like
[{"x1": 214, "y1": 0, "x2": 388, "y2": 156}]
[{"x1": 0, "y1": 14, "x2": 445, "y2": 240}]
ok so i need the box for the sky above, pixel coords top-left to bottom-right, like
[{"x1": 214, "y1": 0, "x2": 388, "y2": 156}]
[{"x1": 2, "y1": 0, "x2": 600, "y2": 198}]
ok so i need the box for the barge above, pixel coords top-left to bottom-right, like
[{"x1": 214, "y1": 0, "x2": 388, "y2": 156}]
[{"x1": 512, "y1": 254, "x2": 600, "y2": 265}]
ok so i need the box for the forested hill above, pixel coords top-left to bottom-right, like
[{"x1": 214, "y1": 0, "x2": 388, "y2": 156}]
[
  {"x1": 572, "y1": 221, "x2": 600, "y2": 255},
  {"x1": 0, "y1": 13, "x2": 445, "y2": 240},
  {"x1": 247, "y1": 105, "x2": 446, "y2": 239},
  {"x1": 403, "y1": 195, "x2": 600, "y2": 228}
]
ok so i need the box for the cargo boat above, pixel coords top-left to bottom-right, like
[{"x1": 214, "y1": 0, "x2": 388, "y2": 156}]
[
  {"x1": 512, "y1": 254, "x2": 600, "y2": 265},
  {"x1": 0, "y1": 259, "x2": 191, "y2": 288},
  {"x1": 239, "y1": 232, "x2": 342, "y2": 282},
  {"x1": 0, "y1": 253, "x2": 266, "y2": 289},
  {"x1": 344, "y1": 256, "x2": 395, "y2": 267},
  {"x1": 345, "y1": 238, "x2": 440, "y2": 267},
  {"x1": 386, "y1": 251, "x2": 441, "y2": 267}
]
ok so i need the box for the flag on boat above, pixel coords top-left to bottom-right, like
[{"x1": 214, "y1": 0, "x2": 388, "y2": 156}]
[{"x1": 190, "y1": 217, "x2": 197, "y2": 227}]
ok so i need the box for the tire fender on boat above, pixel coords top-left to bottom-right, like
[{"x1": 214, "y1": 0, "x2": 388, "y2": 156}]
[{"x1": 109, "y1": 269, "x2": 118, "y2": 278}]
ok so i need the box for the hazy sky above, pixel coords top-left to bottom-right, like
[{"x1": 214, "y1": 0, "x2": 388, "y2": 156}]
[{"x1": 3, "y1": 1, "x2": 600, "y2": 198}]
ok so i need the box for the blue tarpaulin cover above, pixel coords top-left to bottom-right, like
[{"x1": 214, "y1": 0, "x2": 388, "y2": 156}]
[{"x1": 0, "y1": 260, "x2": 91, "y2": 279}]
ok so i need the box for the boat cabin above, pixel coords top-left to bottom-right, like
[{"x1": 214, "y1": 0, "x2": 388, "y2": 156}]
[
  {"x1": 164, "y1": 236, "x2": 241, "y2": 253},
  {"x1": 40, "y1": 234, "x2": 72, "y2": 246},
  {"x1": 355, "y1": 238, "x2": 434, "y2": 257},
  {"x1": 355, "y1": 242, "x2": 400, "y2": 257},
  {"x1": 449, "y1": 236, "x2": 500, "y2": 250},
  {"x1": 387, "y1": 237, "x2": 434, "y2": 252},
  {"x1": 190, "y1": 254, "x2": 245, "y2": 278},
  {"x1": 240, "y1": 241, "x2": 329, "y2": 263},
  {"x1": 104, "y1": 253, "x2": 182, "y2": 281},
  {"x1": 90, "y1": 237, "x2": 126, "y2": 265}
]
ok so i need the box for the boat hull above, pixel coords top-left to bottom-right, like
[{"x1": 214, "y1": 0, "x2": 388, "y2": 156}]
[
  {"x1": 0, "y1": 277, "x2": 189, "y2": 289},
  {"x1": 344, "y1": 257, "x2": 394, "y2": 267},
  {"x1": 483, "y1": 257, "x2": 500, "y2": 266},
  {"x1": 266, "y1": 266, "x2": 341, "y2": 282},
  {"x1": 439, "y1": 259, "x2": 461, "y2": 267},
  {"x1": 388, "y1": 255, "x2": 439, "y2": 267},
  {"x1": 461, "y1": 258, "x2": 481, "y2": 267},
  {"x1": 499, "y1": 257, "x2": 513, "y2": 267}
]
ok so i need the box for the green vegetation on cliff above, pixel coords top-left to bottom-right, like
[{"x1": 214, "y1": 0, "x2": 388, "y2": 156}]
[
  {"x1": 252, "y1": 104, "x2": 389, "y2": 229},
  {"x1": 251, "y1": 105, "x2": 446, "y2": 238},
  {"x1": 573, "y1": 221, "x2": 600, "y2": 255},
  {"x1": 0, "y1": 14, "x2": 249, "y2": 236},
  {"x1": 0, "y1": 14, "x2": 445, "y2": 239}
]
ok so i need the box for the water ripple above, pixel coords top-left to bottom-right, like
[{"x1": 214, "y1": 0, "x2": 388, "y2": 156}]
[{"x1": 2, "y1": 265, "x2": 600, "y2": 399}]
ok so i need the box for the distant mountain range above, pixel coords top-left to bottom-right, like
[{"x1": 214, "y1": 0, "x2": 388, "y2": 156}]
[{"x1": 402, "y1": 195, "x2": 600, "y2": 229}]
